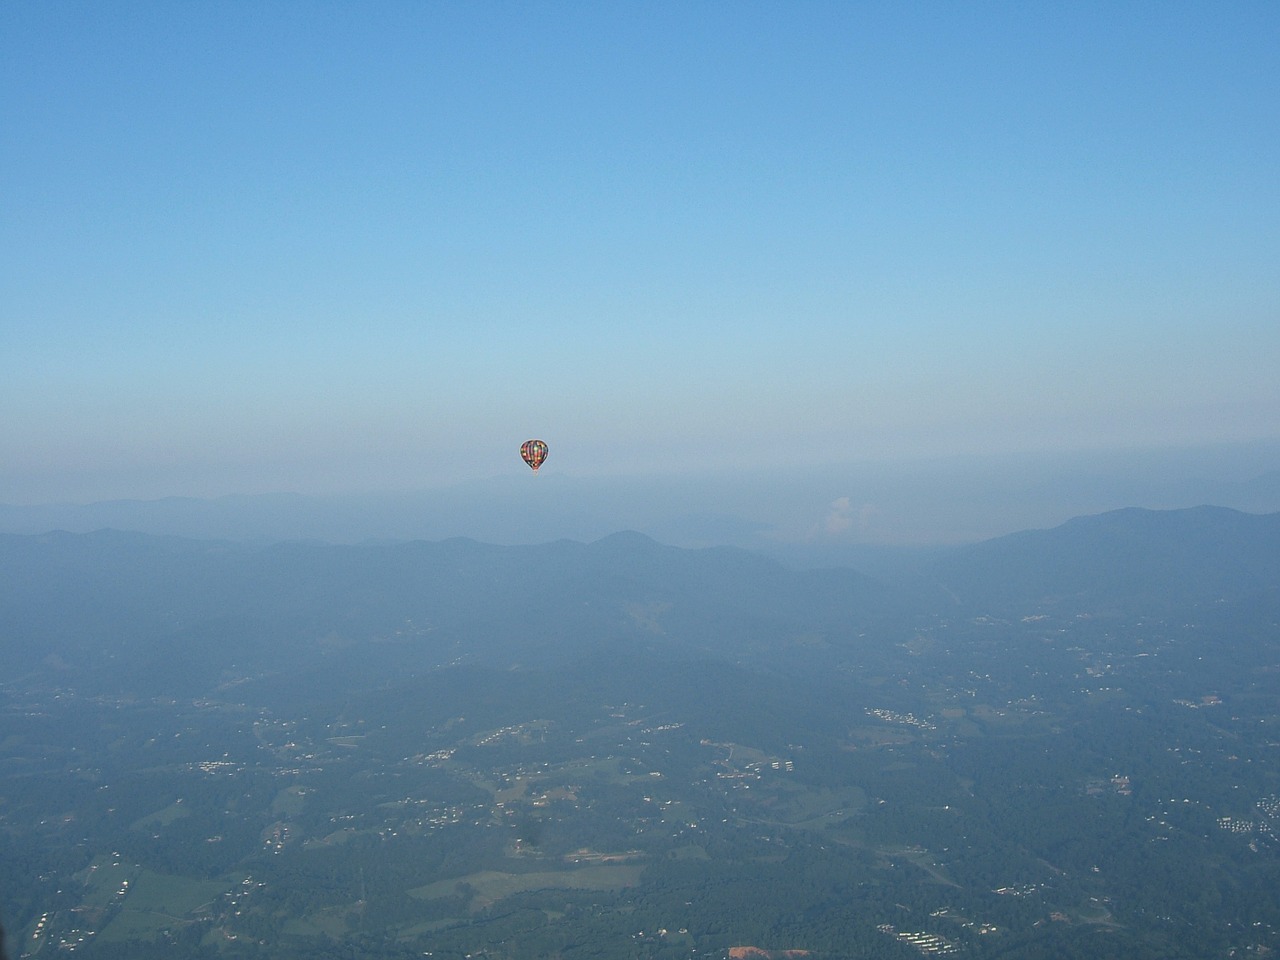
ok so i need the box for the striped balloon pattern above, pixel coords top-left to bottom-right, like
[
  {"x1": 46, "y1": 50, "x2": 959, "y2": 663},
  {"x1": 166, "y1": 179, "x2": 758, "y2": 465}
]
[{"x1": 520, "y1": 439, "x2": 548, "y2": 473}]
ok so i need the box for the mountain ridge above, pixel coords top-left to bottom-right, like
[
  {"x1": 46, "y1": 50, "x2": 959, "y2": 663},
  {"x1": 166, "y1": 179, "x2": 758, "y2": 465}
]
[
  {"x1": 3, "y1": 504, "x2": 1277, "y2": 697},
  {"x1": 932, "y1": 504, "x2": 1280, "y2": 615}
]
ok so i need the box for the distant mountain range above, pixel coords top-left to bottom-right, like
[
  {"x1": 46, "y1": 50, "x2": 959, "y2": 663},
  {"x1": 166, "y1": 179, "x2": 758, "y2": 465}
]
[
  {"x1": 4, "y1": 449, "x2": 1280, "y2": 554},
  {"x1": 2, "y1": 505, "x2": 1277, "y2": 700},
  {"x1": 931, "y1": 504, "x2": 1280, "y2": 615}
]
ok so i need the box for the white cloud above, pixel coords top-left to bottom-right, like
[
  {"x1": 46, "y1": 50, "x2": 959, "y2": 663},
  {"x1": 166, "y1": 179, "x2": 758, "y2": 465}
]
[{"x1": 808, "y1": 496, "x2": 880, "y2": 540}]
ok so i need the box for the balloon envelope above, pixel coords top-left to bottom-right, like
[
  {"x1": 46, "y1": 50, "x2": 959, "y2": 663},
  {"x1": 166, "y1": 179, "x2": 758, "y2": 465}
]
[{"x1": 521, "y1": 439, "x2": 548, "y2": 473}]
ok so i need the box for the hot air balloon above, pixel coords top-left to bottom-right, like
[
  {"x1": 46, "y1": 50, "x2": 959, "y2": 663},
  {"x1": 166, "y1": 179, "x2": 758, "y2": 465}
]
[{"x1": 521, "y1": 439, "x2": 548, "y2": 473}]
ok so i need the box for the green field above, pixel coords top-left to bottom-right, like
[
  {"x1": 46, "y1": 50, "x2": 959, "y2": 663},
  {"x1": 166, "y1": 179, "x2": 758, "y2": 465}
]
[
  {"x1": 98, "y1": 870, "x2": 232, "y2": 942},
  {"x1": 410, "y1": 863, "x2": 645, "y2": 910}
]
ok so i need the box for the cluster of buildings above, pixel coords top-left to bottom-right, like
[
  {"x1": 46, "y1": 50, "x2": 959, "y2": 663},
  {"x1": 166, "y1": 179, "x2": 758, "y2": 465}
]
[{"x1": 877, "y1": 924, "x2": 960, "y2": 955}]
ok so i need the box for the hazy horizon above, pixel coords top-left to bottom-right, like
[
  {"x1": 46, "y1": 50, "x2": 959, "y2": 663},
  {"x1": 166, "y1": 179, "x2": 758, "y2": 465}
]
[{"x1": 4, "y1": 439, "x2": 1279, "y2": 555}]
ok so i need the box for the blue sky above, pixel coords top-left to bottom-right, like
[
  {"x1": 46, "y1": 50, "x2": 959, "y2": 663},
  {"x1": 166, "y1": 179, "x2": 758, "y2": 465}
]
[{"x1": 3, "y1": 1, "x2": 1278, "y2": 508}]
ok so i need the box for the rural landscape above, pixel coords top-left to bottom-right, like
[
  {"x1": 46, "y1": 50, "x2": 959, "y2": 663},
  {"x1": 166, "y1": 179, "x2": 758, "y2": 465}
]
[{"x1": 3, "y1": 506, "x2": 1279, "y2": 958}]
